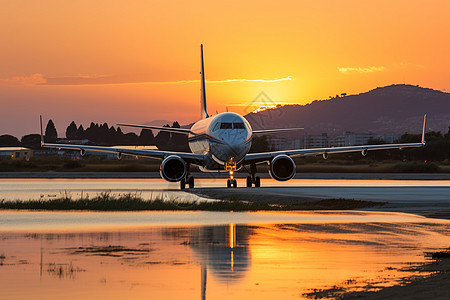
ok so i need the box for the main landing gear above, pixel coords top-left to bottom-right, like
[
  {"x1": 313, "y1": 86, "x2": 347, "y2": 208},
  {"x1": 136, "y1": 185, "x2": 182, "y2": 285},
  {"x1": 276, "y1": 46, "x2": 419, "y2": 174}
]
[
  {"x1": 180, "y1": 176, "x2": 195, "y2": 190},
  {"x1": 246, "y1": 163, "x2": 260, "y2": 187},
  {"x1": 180, "y1": 164, "x2": 194, "y2": 190}
]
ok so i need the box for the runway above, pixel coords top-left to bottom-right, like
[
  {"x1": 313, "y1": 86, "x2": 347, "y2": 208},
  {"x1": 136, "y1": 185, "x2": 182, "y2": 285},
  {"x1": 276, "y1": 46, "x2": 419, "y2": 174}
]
[{"x1": 1, "y1": 174, "x2": 449, "y2": 216}]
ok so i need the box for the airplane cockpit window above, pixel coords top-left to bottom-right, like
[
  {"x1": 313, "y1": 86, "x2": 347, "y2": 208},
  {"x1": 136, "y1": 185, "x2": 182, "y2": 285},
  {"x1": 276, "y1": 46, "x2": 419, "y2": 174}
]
[
  {"x1": 220, "y1": 122, "x2": 233, "y2": 129},
  {"x1": 233, "y1": 122, "x2": 245, "y2": 129},
  {"x1": 213, "y1": 123, "x2": 220, "y2": 131}
]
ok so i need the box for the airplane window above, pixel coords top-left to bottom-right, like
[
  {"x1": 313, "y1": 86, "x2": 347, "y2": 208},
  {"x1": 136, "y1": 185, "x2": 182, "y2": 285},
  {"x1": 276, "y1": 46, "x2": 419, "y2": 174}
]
[
  {"x1": 220, "y1": 123, "x2": 232, "y2": 129},
  {"x1": 233, "y1": 122, "x2": 245, "y2": 129},
  {"x1": 213, "y1": 123, "x2": 220, "y2": 131}
]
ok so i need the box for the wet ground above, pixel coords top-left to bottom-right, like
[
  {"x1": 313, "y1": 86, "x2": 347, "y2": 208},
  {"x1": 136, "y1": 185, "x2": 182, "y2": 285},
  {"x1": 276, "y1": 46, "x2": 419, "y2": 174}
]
[
  {"x1": 1, "y1": 175, "x2": 449, "y2": 299},
  {"x1": 1, "y1": 211, "x2": 450, "y2": 300}
]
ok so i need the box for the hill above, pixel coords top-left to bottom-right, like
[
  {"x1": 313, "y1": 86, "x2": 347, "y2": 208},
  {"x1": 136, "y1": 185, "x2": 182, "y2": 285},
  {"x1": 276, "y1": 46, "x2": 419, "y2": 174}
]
[{"x1": 245, "y1": 84, "x2": 450, "y2": 136}]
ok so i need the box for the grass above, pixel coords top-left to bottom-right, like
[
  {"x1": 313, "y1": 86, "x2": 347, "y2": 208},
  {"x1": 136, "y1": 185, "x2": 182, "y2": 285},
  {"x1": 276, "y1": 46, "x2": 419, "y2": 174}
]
[{"x1": 0, "y1": 192, "x2": 385, "y2": 211}]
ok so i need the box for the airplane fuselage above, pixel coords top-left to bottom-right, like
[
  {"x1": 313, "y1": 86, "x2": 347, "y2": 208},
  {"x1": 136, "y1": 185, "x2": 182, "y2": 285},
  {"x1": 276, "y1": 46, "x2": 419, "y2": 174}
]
[{"x1": 188, "y1": 112, "x2": 252, "y2": 171}]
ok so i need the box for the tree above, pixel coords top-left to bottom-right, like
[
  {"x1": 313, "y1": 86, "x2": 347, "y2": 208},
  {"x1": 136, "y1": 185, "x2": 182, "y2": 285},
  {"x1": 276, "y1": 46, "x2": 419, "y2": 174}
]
[
  {"x1": 0, "y1": 135, "x2": 21, "y2": 147},
  {"x1": 45, "y1": 120, "x2": 58, "y2": 142},
  {"x1": 139, "y1": 129, "x2": 154, "y2": 145},
  {"x1": 154, "y1": 124, "x2": 171, "y2": 150},
  {"x1": 77, "y1": 125, "x2": 85, "y2": 140},
  {"x1": 21, "y1": 134, "x2": 42, "y2": 149},
  {"x1": 66, "y1": 121, "x2": 78, "y2": 139},
  {"x1": 170, "y1": 121, "x2": 188, "y2": 151}
]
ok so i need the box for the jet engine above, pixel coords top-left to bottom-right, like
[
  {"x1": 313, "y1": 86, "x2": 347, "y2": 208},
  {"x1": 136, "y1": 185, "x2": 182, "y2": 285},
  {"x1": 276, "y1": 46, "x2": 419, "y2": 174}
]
[
  {"x1": 160, "y1": 155, "x2": 187, "y2": 182},
  {"x1": 269, "y1": 155, "x2": 296, "y2": 181}
]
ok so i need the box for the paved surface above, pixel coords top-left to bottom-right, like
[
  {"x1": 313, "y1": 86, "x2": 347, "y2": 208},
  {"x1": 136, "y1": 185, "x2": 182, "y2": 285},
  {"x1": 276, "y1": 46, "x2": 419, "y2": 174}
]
[{"x1": 1, "y1": 175, "x2": 449, "y2": 217}]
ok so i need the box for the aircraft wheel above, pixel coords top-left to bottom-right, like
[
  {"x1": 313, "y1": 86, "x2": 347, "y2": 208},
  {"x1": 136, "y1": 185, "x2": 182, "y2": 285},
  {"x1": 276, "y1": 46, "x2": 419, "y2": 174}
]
[
  {"x1": 227, "y1": 179, "x2": 231, "y2": 188},
  {"x1": 180, "y1": 178, "x2": 186, "y2": 190},
  {"x1": 233, "y1": 179, "x2": 237, "y2": 188},
  {"x1": 246, "y1": 176, "x2": 252, "y2": 187},
  {"x1": 188, "y1": 176, "x2": 194, "y2": 188},
  {"x1": 254, "y1": 176, "x2": 261, "y2": 187}
]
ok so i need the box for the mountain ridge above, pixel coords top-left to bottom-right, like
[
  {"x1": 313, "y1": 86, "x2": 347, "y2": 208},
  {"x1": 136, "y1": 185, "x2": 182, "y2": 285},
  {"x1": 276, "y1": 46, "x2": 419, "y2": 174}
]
[{"x1": 244, "y1": 84, "x2": 450, "y2": 136}]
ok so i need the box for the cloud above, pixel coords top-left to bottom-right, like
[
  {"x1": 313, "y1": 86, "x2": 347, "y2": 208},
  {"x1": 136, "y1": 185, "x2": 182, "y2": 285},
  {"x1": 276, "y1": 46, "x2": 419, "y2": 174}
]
[
  {"x1": 43, "y1": 75, "x2": 295, "y2": 85},
  {"x1": 0, "y1": 73, "x2": 47, "y2": 85},
  {"x1": 207, "y1": 76, "x2": 294, "y2": 83},
  {"x1": 0, "y1": 73, "x2": 294, "y2": 86},
  {"x1": 338, "y1": 66, "x2": 386, "y2": 73}
]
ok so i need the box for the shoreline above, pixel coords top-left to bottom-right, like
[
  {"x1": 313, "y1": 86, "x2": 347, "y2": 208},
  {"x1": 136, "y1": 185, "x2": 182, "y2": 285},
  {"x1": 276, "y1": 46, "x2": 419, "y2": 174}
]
[{"x1": 330, "y1": 251, "x2": 450, "y2": 300}]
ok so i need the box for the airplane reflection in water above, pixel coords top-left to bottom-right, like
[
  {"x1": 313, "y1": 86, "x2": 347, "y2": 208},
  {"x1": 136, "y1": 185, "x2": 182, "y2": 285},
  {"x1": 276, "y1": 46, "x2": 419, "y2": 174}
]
[
  {"x1": 1, "y1": 215, "x2": 450, "y2": 299},
  {"x1": 188, "y1": 224, "x2": 250, "y2": 300}
]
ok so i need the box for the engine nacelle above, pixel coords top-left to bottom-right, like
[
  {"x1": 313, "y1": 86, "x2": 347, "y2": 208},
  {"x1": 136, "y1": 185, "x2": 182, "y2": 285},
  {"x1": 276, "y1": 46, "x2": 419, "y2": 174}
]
[
  {"x1": 361, "y1": 149, "x2": 368, "y2": 156},
  {"x1": 160, "y1": 155, "x2": 187, "y2": 182},
  {"x1": 269, "y1": 155, "x2": 296, "y2": 181}
]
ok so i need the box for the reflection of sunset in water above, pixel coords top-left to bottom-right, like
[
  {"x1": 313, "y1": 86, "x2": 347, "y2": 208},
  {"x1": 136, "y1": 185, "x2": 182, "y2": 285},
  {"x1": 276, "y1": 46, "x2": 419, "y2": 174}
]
[{"x1": 0, "y1": 213, "x2": 450, "y2": 299}]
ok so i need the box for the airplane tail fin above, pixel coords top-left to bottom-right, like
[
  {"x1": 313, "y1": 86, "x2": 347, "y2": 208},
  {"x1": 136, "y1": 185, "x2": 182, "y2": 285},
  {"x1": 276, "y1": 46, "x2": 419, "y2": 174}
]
[{"x1": 200, "y1": 44, "x2": 209, "y2": 119}]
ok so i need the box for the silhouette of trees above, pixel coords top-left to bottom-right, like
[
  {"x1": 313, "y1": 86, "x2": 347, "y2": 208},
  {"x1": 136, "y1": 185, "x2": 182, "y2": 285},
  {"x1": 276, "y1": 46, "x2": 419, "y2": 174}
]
[
  {"x1": 0, "y1": 135, "x2": 21, "y2": 146},
  {"x1": 139, "y1": 129, "x2": 154, "y2": 145},
  {"x1": 66, "y1": 121, "x2": 77, "y2": 139},
  {"x1": 170, "y1": 121, "x2": 189, "y2": 151},
  {"x1": 21, "y1": 134, "x2": 41, "y2": 149},
  {"x1": 77, "y1": 125, "x2": 85, "y2": 139},
  {"x1": 45, "y1": 120, "x2": 57, "y2": 142},
  {"x1": 154, "y1": 124, "x2": 171, "y2": 150}
]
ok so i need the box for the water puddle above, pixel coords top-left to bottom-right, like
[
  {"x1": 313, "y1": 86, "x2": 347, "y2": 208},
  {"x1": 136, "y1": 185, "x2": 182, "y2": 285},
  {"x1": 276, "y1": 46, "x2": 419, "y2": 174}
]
[{"x1": 1, "y1": 211, "x2": 449, "y2": 299}]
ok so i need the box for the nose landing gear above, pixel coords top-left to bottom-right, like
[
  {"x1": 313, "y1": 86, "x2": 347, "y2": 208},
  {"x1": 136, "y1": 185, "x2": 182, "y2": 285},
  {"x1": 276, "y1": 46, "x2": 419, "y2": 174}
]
[{"x1": 226, "y1": 158, "x2": 237, "y2": 188}]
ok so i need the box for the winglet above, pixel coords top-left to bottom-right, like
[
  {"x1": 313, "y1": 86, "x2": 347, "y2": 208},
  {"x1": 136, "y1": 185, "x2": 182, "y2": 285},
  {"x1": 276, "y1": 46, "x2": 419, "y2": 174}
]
[
  {"x1": 421, "y1": 114, "x2": 427, "y2": 144},
  {"x1": 40, "y1": 115, "x2": 44, "y2": 147}
]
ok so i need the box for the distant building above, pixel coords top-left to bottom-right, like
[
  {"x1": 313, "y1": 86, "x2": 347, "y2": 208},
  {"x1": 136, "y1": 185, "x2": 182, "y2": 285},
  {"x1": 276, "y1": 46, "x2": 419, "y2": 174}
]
[
  {"x1": 0, "y1": 147, "x2": 33, "y2": 160},
  {"x1": 303, "y1": 133, "x2": 328, "y2": 148},
  {"x1": 270, "y1": 137, "x2": 301, "y2": 151},
  {"x1": 330, "y1": 132, "x2": 401, "y2": 147}
]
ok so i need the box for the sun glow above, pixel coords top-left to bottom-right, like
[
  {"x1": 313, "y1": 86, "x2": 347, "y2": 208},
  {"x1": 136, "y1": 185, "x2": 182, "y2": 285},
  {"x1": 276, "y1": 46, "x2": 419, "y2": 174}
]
[{"x1": 252, "y1": 105, "x2": 281, "y2": 113}]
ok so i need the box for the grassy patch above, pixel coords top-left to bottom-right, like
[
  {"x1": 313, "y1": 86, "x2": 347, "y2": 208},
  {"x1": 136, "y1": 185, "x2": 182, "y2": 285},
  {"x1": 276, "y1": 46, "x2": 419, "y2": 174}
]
[{"x1": 0, "y1": 193, "x2": 384, "y2": 211}]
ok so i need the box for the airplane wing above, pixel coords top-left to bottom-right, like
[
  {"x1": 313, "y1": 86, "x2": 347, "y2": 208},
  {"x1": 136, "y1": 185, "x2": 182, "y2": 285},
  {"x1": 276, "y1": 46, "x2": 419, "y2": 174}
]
[
  {"x1": 253, "y1": 128, "x2": 304, "y2": 134},
  {"x1": 42, "y1": 143, "x2": 205, "y2": 165},
  {"x1": 244, "y1": 115, "x2": 427, "y2": 165},
  {"x1": 117, "y1": 123, "x2": 194, "y2": 135},
  {"x1": 40, "y1": 117, "x2": 204, "y2": 165}
]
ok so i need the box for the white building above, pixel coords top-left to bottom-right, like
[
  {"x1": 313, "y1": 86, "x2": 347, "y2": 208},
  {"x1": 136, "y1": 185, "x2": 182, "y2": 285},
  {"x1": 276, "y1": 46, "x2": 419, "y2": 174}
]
[{"x1": 0, "y1": 147, "x2": 33, "y2": 160}]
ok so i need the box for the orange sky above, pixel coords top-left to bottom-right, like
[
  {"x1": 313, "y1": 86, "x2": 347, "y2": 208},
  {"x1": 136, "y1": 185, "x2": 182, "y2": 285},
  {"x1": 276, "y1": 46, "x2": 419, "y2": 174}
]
[{"x1": 1, "y1": 0, "x2": 449, "y2": 137}]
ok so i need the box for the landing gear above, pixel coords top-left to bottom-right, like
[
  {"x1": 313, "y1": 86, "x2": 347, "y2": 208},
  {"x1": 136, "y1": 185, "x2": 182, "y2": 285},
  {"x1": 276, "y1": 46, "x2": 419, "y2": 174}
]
[
  {"x1": 246, "y1": 175, "x2": 260, "y2": 187},
  {"x1": 180, "y1": 176, "x2": 194, "y2": 189},
  {"x1": 180, "y1": 163, "x2": 194, "y2": 190},
  {"x1": 226, "y1": 158, "x2": 237, "y2": 188},
  {"x1": 227, "y1": 179, "x2": 237, "y2": 188},
  {"x1": 246, "y1": 176, "x2": 252, "y2": 187},
  {"x1": 188, "y1": 176, "x2": 195, "y2": 188},
  {"x1": 246, "y1": 163, "x2": 261, "y2": 187},
  {"x1": 254, "y1": 176, "x2": 260, "y2": 187}
]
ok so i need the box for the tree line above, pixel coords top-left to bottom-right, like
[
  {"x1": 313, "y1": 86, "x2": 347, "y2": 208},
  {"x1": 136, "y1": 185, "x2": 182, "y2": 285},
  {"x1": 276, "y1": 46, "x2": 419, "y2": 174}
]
[
  {"x1": 0, "y1": 119, "x2": 190, "y2": 151},
  {"x1": 1, "y1": 121, "x2": 449, "y2": 161}
]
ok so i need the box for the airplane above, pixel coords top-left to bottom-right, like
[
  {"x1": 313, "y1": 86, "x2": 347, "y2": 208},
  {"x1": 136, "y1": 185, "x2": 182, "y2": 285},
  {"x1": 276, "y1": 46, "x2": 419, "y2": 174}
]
[{"x1": 40, "y1": 44, "x2": 427, "y2": 189}]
